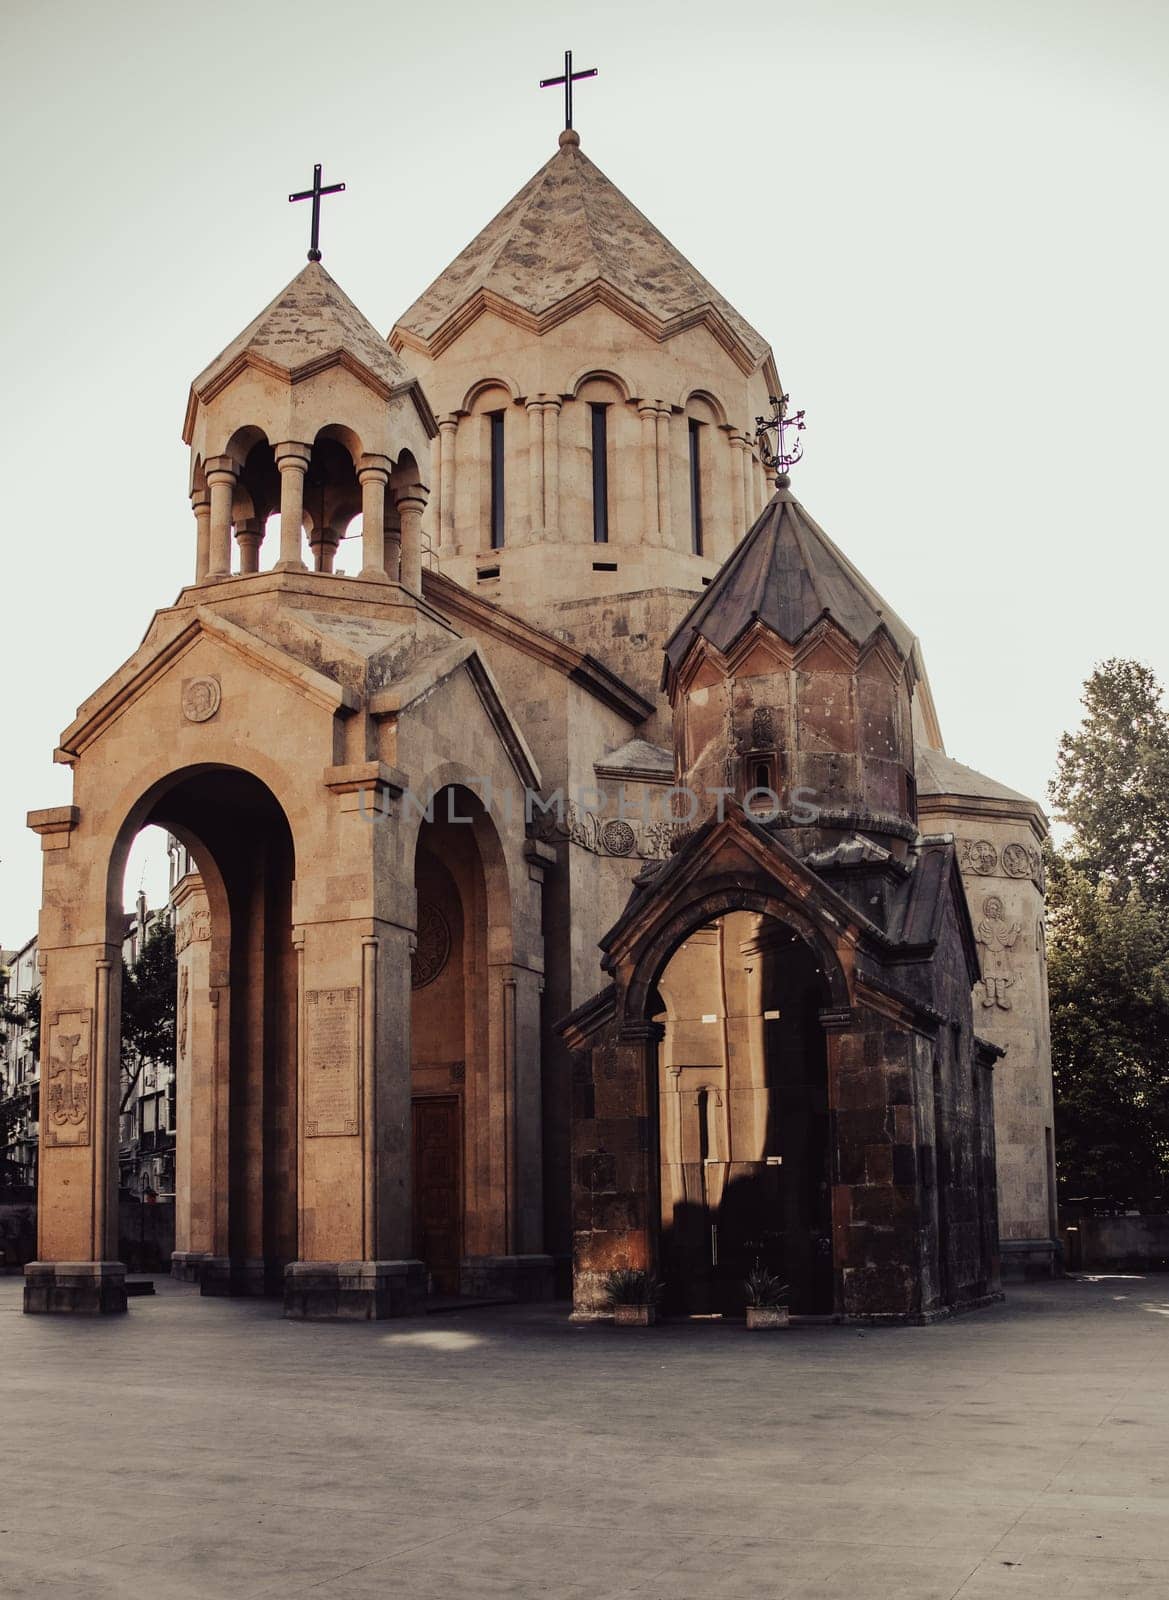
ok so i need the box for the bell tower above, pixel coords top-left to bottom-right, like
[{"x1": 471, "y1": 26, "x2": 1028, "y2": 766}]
[{"x1": 184, "y1": 259, "x2": 436, "y2": 589}]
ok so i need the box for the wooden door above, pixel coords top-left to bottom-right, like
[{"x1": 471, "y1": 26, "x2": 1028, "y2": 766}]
[{"x1": 412, "y1": 1096, "x2": 461, "y2": 1294}]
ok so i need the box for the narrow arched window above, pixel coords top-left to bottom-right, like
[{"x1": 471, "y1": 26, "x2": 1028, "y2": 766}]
[
  {"x1": 489, "y1": 411, "x2": 506, "y2": 549},
  {"x1": 688, "y1": 418, "x2": 704, "y2": 555},
  {"x1": 591, "y1": 403, "x2": 609, "y2": 543}
]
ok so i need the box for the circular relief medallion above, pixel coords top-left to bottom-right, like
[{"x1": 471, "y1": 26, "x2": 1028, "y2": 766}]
[
  {"x1": 1001, "y1": 842, "x2": 1032, "y2": 879},
  {"x1": 411, "y1": 902, "x2": 451, "y2": 990},
  {"x1": 966, "y1": 839, "x2": 998, "y2": 876},
  {"x1": 182, "y1": 676, "x2": 221, "y2": 723},
  {"x1": 601, "y1": 819, "x2": 637, "y2": 857}
]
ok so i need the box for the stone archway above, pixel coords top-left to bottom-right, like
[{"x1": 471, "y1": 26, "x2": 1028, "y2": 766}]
[
  {"x1": 27, "y1": 763, "x2": 298, "y2": 1313},
  {"x1": 653, "y1": 910, "x2": 834, "y2": 1316},
  {"x1": 135, "y1": 767, "x2": 297, "y2": 1296}
]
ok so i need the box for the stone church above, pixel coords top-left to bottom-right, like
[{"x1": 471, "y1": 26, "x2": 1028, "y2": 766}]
[{"x1": 24, "y1": 122, "x2": 1055, "y2": 1322}]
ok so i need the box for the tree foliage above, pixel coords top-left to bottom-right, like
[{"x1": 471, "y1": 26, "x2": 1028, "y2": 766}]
[
  {"x1": 1048, "y1": 660, "x2": 1169, "y2": 1208},
  {"x1": 120, "y1": 921, "x2": 176, "y2": 1110},
  {"x1": 1051, "y1": 658, "x2": 1169, "y2": 905}
]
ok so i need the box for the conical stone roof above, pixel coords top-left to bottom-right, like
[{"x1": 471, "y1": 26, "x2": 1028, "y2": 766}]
[
  {"x1": 193, "y1": 260, "x2": 415, "y2": 396},
  {"x1": 914, "y1": 746, "x2": 1040, "y2": 810},
  {"x1": 393, "y1": 132, "x2": 770, "y2": 368},
  {"x1": 663, "y1": 481, "x2": 918, "y2": 680}
]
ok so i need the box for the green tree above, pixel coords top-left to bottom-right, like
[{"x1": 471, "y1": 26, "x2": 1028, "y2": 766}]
[
  {"x1": 1050, "y1": 658, "x2": 1169, "y2": 904},
  {"x1": 1048, "y1": 660, "x2": 1169, "y2": 1207},
  {"x1": 120, "y1": 921, "x2": 176, "y2": 1111}
]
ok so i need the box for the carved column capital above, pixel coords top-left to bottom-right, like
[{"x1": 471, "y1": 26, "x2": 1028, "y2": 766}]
[{"x1": 273, "y1": 440, "x2": 312, "y2": 470}]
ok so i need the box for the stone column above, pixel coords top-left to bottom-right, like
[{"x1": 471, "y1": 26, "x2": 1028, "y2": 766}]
[
  {"x1": 234, "y1": 518, "x2": 263, "y2": 574},
  {"x1": 204, "y1": 457, "x2": 237, "y2": 578},
  {"x1": 309, "y1": 525, "x2": 341, "y2": 574},
  {"x1": 526, "y1": 398, "x2": 545, "y2": 538},
  {"x1": 655, "y1": 409, "x2": 672, "y2": 543},
  {"x1": 542, "y1": 399, "x2": 561, "y2": 537},
  {"x1": 274, "y1": 442, "x2": 311, "y2": 571},
  {"x1": 191, "y1": 489, "x2": 211, "y2": 583},
  {"x1": 395, "y1": 487, "x2": 429, "y2": 593},
  {"x1": 384, "y1": 505, "x2": 402, "y2": 583},
  {"x1": 358, "y1": 455, "x2": 391, "y2": 581},
  {"x1": 639, "y1": 404, "x2": 660, "y2": 542},
  {"x1": 438, "y1": 417, "x2": 458, "y2": 550},
  {"x1": 171, "y1": 876, "x2": 216, "y2": 1282},
  {"x1": 744, "y1": 440, "x2": 759, "y2": 524},
  {"x1": 729, "y1": 436, "x2": 747, "y2": 539}
]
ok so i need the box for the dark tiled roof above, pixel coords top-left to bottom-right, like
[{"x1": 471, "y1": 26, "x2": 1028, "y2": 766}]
[{"x1": 664, "y1": 484, "x2": 917, "y2": 679}]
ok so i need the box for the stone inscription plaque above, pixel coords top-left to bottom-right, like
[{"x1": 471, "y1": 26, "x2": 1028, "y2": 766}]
[
  {"x1": 304, "y1": 987, "x2": 360, "y2": 1137},
  {"x1": 45, "y1": 1008, "x2": 93, "y2": 1148}
]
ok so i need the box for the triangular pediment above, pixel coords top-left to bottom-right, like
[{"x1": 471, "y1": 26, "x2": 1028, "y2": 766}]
[
  {"x1": 56, "y1": 609, "x2": 358, "y2": 762},
  {"x1": 370, "y1": 638, "x2": 541, "y2": 792},
  {"x1": 599, "y1": 803, "x2": 868, "y2": 977},
  {"x1": 793, "y1": 622, "x2": 858, "y2": 675}
]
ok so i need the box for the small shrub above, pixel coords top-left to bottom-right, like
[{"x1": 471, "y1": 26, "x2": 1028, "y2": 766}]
[
  {"x1": 745, "y1": 1266, "x2": 789, "y2": 1308},
  {"x1": 602, "y1": 1267, "x2": 661, "y2": 1306}
]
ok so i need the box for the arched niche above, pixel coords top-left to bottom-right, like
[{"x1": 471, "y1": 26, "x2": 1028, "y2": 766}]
[{"x1": 409, "y1": 783, "x2": 517, "y2": 1291}]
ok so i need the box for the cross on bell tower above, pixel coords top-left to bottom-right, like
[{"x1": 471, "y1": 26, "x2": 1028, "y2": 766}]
[
  {"x1": 288, "y1": 162, "x2": 346, "y2": 262},
  {"x1": 539, "y1": 50, "x2": 598, "y2": 132}
]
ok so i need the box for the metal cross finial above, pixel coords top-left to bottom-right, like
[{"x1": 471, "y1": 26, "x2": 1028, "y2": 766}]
[
  {"x1": 539, "y1": 50, "x2": 598, "y2": 131},
  {"x1": 755, "y1": 393, "x2": 807, "y2": 484},
  {"x1": 288, "y1": 163, "x2": 346, "y2": 262}
]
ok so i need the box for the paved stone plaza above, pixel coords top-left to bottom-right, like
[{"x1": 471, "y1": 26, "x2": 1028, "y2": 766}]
[{"x1": 2, "y1": 1275, "x2": 1167, "y2": 1599}]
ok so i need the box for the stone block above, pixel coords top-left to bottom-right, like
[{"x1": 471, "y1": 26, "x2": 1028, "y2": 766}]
[
  {"x1": 199, "y1": 1257, "x2": 266, "y2": 1297},
  {"x1": 458, "y1": 1254, "x2": 556, "y2": 1301},
  {"x1": 283, "y1": 1259, "x2": 427, "y2": 1320},
  {"x1": 24, "y1": 1261, "x2": 127, "y2": 1316},
  {"x1": 170, "y1": 1250, "x2": 210, "y2": 1284}
]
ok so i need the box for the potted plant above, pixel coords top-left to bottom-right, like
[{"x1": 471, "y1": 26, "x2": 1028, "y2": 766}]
[
  {"x1": 604, "y1": 1266, "x2": 660, "y2": 1326},
  {"x1": 744, "y1": 1266, "x2": 790, "y2": 1329}
]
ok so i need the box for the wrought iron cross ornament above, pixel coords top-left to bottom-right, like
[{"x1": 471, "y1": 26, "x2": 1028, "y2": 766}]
[
  {"x1": 755, "y1": 393, "x2": 807, "y2": 483},
  {"x1": 289, "y1": 163, "x2": 346, "y2": 262},
  {"x1": 540, "y1": 50, "x2": 598, "y2": 131}
]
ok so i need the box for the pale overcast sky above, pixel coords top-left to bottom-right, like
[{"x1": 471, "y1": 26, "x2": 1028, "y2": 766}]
[{"x1": 2, "y1": 0, "x2": 1167, "y2": 946}]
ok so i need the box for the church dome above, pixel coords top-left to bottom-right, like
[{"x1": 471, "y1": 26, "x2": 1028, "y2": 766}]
[
  {"x1": 191, "y1": 260, "x2": 422, "y2": 403},
  {"x1": 664, "y1": 480, "x2": 922, "y2": 845},
  {"x1": 663, "y1": 481, "x2": 919, "y2": 689},
  {"x1": 392, "y1": 131, "x2": 769, "y2": 370}
]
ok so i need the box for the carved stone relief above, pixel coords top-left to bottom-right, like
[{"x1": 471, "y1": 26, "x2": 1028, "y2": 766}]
[
  {"x1": 178, "y1": 968, "x2": 189, "y2": 1060},
  {"x1": 963, "y1": 839, "x2": 998, "y2": 876},
  {"x1": 959, "y1": 836, "x2": 1044, "y2": 889},
  {"x1": 175, "y1": 908, "x2": 212, "y2": 953},
  {"x1": 44, "y1": 1008, "x2": 93, "y2": 1147},
  {"x1": 975, "y1": 894, "x2": 1021, "y2": 1011},
  {"x1": 411, "y1": 903, "x2": 452, "y2": 990},
  {"x1": 182, "y1": 677, "x2": 221, "y2": 723},
  {"x1": 529, "y1": 802, "x2": 679, "y2": 861},
  {"x1": 304, "y1": 987, "x2": 360, "y2": 1137}
]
